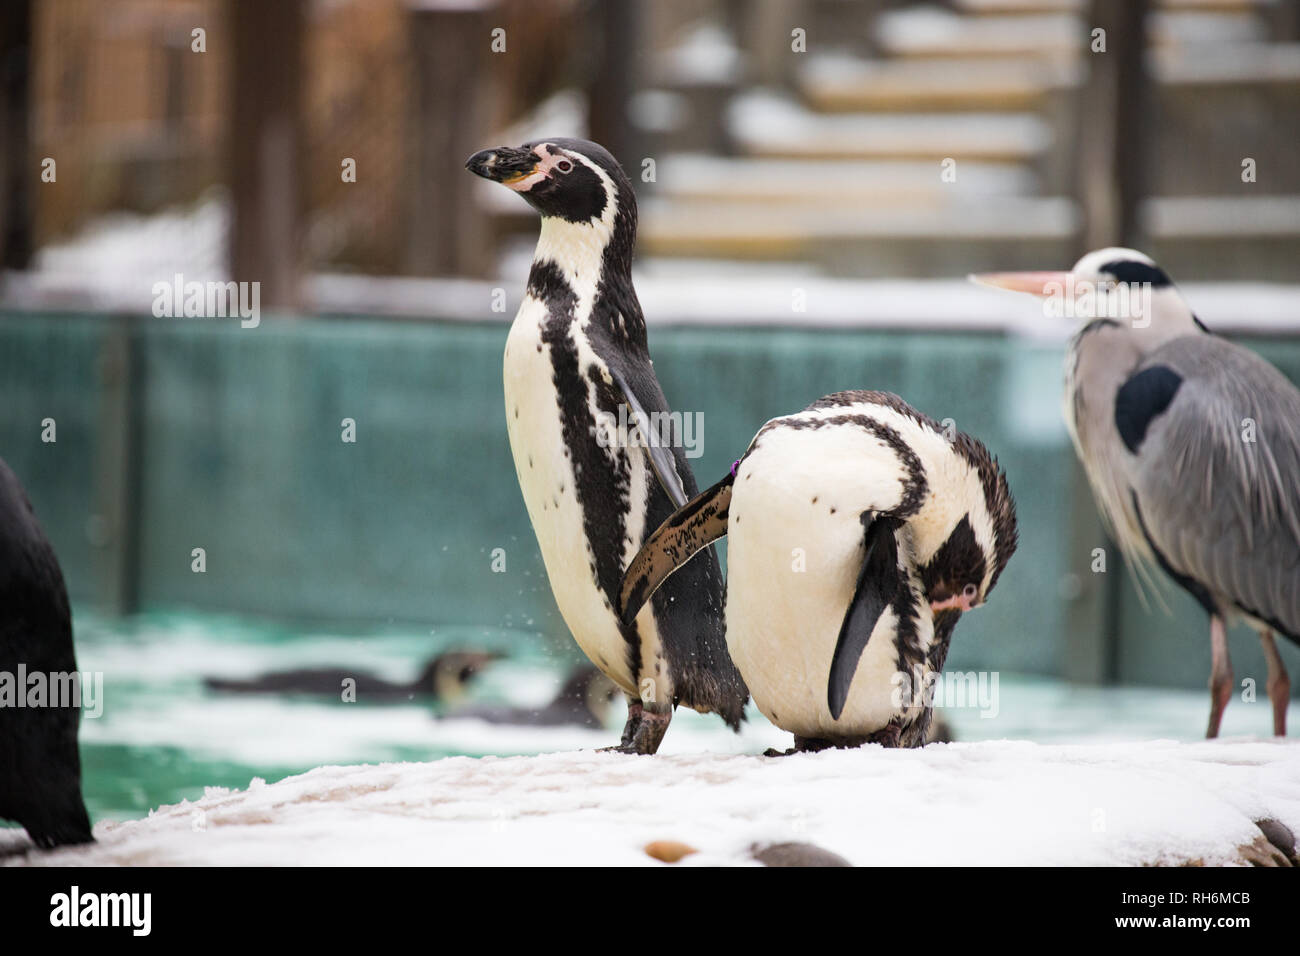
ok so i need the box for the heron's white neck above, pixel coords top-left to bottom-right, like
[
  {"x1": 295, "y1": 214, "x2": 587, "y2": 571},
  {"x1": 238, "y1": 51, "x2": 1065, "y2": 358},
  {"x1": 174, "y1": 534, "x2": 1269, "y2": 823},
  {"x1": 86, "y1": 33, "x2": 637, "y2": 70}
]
[{"x1": 1137, "y1": 287, "x2": 1202, "y2": 342}]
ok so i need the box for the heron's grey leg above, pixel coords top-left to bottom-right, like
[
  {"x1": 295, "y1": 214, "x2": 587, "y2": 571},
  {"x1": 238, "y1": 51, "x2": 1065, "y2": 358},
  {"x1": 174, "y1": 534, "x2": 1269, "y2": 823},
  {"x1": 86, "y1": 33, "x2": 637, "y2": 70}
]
[
  {"x1": 1206, "y1": 615, "x2": 1233, "y2": 739},
  {"x1": 1259, "y1": 630, "x2": 1289, "y2": 737}
]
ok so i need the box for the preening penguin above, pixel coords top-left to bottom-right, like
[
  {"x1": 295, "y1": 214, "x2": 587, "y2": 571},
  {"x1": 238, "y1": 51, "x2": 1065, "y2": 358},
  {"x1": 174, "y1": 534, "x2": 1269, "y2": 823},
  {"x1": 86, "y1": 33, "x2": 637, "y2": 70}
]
[
  {"x1": 466, "y1": 137, "x2": 747, "y2": 753},
  {"x1": 620, "y1": 391, "x2": 1018, "y2": 751},
  {"x1": 973, "y1": 248, "x2": 1300, "y2": 737},
  {"x1": 0, "y1": 458, "x2": 94, "y2": 848}
]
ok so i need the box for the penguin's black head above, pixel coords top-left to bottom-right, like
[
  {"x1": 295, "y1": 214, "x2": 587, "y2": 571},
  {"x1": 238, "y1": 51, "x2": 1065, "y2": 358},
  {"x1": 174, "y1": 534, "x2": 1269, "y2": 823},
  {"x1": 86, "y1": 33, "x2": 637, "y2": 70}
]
[
  {"x1": 917, "y1": 436, "x2": 1018, "y2": 616},
  {"x1": 421, "y1": 650, "x2": 500, "y2": 701},
  {"x1": 465, "y1": 137, "x2": 633, "y2": 225}
]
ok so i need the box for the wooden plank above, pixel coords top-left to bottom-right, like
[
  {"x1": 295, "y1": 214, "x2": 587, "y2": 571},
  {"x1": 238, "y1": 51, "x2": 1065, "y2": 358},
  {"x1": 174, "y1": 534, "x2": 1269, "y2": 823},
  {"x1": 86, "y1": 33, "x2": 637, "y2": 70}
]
[
  {"x1": 1073, "y1": 0, "x2": 1151, "y2": 254},
  {"x1": 405, "y1": 1, "x2": 497, "y2": 278},
  {"x1": 227, "y1": 0, "x2": 305, "y2": 308},
  {"x1": 586, "y1": 0, "x2": 640, "y2": 171},
  {"x1": 0, "y1": 0, "x2": 33, "y2": 272}
]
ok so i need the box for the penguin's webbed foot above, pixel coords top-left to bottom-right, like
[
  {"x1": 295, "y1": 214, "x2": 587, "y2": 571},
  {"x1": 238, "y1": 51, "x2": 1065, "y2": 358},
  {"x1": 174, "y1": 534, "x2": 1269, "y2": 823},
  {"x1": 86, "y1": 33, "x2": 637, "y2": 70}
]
[
  {"x1": 625, "y1": 708, "x2": 670, "y2": 754},
  {"x1": 793, "y1": 735, "x2": 837, "y2": 753},
  {"x1": 597, "y1": 697, "x2": 669, "y2": 754},
  {"x1": 763, "y1": 737, "x2": 836, "y2": 757},
  {"x1": 600, "y1": 738, "x2": 647, "y2": 754}
]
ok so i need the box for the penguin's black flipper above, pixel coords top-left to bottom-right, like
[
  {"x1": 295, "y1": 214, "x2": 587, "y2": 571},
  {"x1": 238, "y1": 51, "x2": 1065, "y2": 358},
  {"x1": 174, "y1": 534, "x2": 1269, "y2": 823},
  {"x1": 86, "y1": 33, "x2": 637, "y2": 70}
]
[
  {"x1": 827, "y1": 514, "x2": 905, "y2": 721},
  {"x1": 618, "y1": 472, "x2": 735, "y2": 626},
  {"x1": 607, "y1": 365, "x2": 688, "y2": 507}
]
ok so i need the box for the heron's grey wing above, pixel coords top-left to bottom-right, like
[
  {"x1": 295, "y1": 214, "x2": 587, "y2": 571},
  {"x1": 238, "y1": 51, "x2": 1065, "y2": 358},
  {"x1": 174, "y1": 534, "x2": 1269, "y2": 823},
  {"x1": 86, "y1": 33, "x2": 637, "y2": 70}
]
[{"x1": 1122, "y1": 334, "x2": 1300, "y2": 638}]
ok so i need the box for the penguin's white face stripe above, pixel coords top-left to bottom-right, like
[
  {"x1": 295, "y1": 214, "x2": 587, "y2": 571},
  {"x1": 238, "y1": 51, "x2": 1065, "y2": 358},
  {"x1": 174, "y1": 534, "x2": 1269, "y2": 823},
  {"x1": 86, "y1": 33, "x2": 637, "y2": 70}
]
[{"x1": 529, "y1": 146, "x2": 621, "y2": 322}]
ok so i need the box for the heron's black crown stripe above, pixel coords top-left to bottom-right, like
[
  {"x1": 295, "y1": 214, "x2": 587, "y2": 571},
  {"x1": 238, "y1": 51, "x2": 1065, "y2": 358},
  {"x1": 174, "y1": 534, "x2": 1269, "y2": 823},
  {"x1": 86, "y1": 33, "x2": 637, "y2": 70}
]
[
  {"x1": 1114, "y1": 365, "x2": 1183, "y2": 454},
  {"x1": 1100, "y1": 259, "x2": 1173, "y2": 288}
]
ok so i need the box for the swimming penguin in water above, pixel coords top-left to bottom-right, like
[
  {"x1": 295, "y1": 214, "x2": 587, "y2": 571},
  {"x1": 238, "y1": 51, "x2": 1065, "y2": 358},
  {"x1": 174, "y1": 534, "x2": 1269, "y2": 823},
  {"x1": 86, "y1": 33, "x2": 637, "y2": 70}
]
[
  {"x1": 466, "y1": 137, "x2": 747, "y2": 753},
  {"x1": 443, "y1": 665, "x2": 621, "y2": 729},
  {"x1": 0, "y1": 459, "x2": 94, "y2": 848},
  {"x1": 203, "y1": 650, "x2": 499, "y2": 703},
  {"x1": 620, "y1": 391, "x2": 1018, "y2": 751}
]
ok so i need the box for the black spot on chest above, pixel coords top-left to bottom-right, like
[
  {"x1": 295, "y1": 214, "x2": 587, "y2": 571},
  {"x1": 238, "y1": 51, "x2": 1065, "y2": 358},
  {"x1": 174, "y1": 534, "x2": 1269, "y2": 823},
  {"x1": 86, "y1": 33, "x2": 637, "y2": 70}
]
[{"x1": 1114, "y1": 365, "x2": 1183, "y2": 454}]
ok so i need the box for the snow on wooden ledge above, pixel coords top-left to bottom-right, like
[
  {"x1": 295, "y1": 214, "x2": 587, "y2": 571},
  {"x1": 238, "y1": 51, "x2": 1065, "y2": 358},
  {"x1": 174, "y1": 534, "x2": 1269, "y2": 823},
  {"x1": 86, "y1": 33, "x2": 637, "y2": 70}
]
[{"x1": 7, "y1": 739, "x2": 1299, "y2": 867}]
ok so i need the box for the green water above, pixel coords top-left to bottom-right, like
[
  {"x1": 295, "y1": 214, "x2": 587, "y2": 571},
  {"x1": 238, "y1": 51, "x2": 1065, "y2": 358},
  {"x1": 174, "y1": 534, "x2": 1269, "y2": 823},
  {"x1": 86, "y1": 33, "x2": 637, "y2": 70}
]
[{"x1": 59, "y1": 608, "x2": 593, "y2": 823}]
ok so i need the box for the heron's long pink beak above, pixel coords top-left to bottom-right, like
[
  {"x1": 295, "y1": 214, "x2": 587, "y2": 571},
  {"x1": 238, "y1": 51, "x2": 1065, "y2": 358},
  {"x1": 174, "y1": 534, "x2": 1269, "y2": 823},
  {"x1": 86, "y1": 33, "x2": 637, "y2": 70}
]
[{"x1": 968, "y1": 271, "x2": 1073, "y2": 299}]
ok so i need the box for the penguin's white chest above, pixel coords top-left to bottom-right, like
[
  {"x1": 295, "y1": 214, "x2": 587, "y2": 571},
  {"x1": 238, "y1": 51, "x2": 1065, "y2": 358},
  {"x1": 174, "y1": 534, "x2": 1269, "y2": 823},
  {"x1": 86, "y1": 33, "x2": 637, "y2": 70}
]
[
  {"x1": 502, "y1": 297, "x2": 649, "y2": 694},
  {"x1": 726, "y1": 438, "x2": 930, "y2": 739}
]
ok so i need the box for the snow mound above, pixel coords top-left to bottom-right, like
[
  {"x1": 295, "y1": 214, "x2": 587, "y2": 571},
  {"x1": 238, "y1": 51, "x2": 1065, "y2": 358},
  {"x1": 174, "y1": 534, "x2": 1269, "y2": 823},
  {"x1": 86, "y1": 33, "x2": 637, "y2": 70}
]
[{"x1": 8, "y1": 739, "x2": 1298, "y2": 866}]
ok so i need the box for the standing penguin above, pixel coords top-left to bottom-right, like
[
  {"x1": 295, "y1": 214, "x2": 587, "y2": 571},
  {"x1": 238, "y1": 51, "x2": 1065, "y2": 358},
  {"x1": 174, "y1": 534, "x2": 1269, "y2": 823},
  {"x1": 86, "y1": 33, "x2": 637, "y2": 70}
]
[
  {"x1": 465, "y1": 138, "x2": 747, "y2": 753},
  {"x1": 973, "y1": 248, "x2": 1300, "y2": 737},
  {"x1": 0, "y1": 458, "x2": 94, "y2": 848},
  {"x1": 620, "y1": 391, "x2": 1018, "y2": 750}
]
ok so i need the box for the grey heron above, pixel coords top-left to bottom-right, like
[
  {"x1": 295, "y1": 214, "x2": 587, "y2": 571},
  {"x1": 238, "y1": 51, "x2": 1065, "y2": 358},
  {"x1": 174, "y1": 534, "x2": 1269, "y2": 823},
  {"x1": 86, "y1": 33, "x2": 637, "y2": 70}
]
[{"x1": 973, "y1": 248, "x2": 1296, "y2": 738}]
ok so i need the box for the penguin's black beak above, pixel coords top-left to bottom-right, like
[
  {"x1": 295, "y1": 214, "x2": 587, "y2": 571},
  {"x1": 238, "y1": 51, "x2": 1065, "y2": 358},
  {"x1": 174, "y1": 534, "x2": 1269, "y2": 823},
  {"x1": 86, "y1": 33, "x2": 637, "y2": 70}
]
[{"x1": 465, "y1": 146, "x2": 539, "y2": 185}]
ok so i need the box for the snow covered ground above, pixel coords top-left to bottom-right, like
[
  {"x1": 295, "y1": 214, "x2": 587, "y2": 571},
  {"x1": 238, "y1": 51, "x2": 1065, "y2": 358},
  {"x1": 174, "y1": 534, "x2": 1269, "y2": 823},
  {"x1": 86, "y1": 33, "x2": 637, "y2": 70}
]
[
  {"x1": 7, "y1": 738, "x2": 1297, "y2": 866},
  {"x1": 0, "y1": 610, "x2": 1292, "y2": 866}
]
